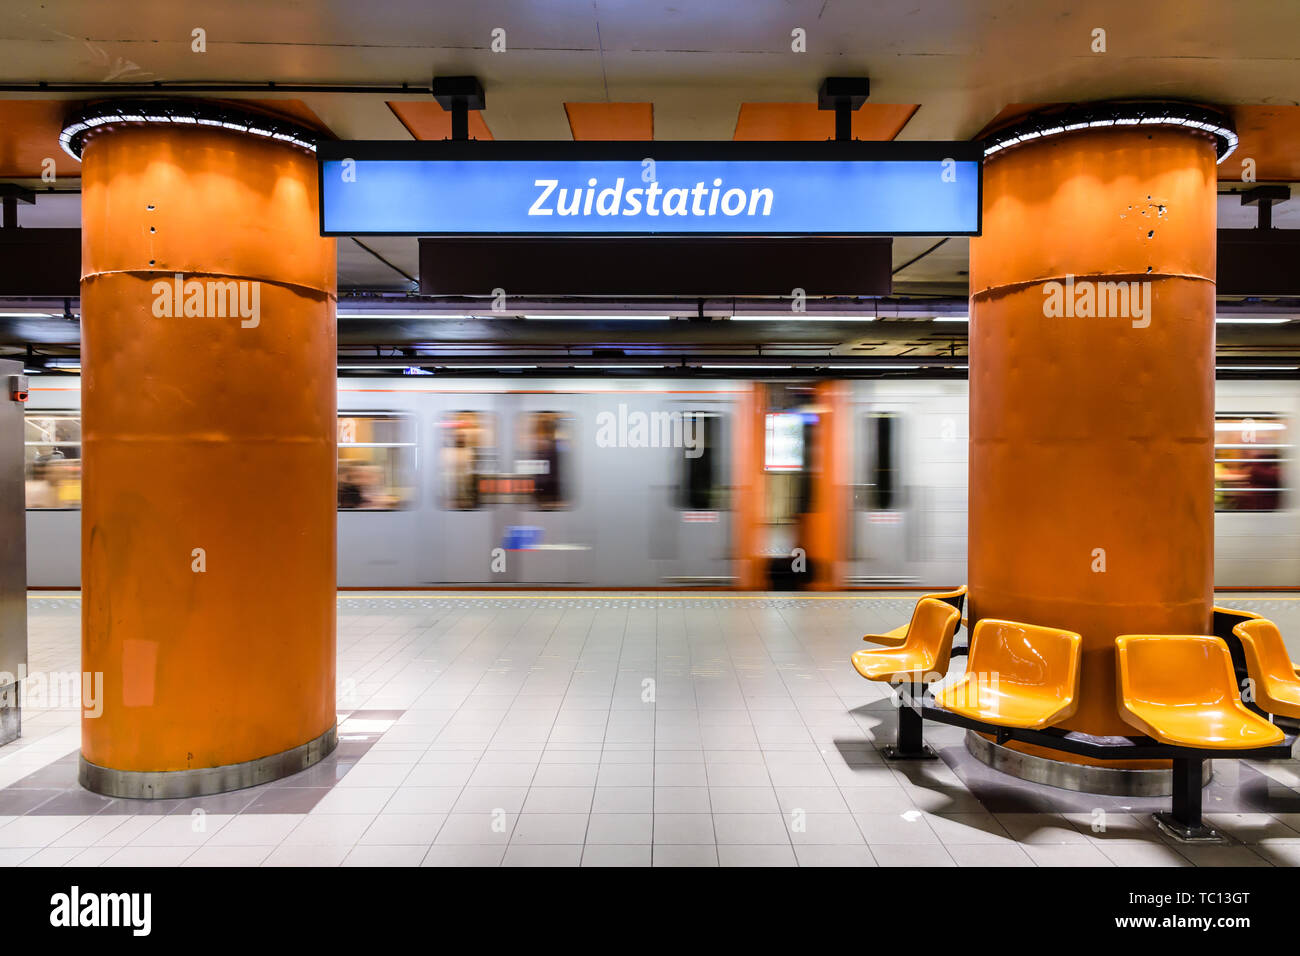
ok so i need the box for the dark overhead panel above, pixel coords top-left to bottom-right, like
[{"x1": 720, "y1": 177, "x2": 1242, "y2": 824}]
[
  {"x1": 419, "y1": 237, "x2": 893, "y2": 297},
  {"x1": 0, "y1": 229, "x2": 80, "y2": 297},
  {"x1": 1218, "y1": 230, "x2": 1300, "y2": 296}
]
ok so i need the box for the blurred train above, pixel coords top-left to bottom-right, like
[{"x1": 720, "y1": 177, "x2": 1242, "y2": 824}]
[{"x1": 20, "y1": 376, "x2": 1299, "y2": 589}]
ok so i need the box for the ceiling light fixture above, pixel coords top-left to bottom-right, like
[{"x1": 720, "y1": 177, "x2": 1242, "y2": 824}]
[
  {"x1": 983, "y1": 101, "x2": 1237, "y2": 165},
  {"x1": 1215, "y1": 317, "x2": 1291, "y2": 325},
  {"x1": 1215, "y1": 365, "x2": 1299, "y2": 371},
  {"x1": 337, "y1": 313, "x2": 487, "y2": 320},
  {"x1": 336, "y1": 364, "x2": 431, "y2": 370},
  {"x1": 522, "y1": 314, "x2": 672, "y2": 321},
  {"x1": 60, "y1": 99, "x2": 320, "y2": 160},
  {"x1": 729, "y1": 315, "x2": 878, "y2": 322}
]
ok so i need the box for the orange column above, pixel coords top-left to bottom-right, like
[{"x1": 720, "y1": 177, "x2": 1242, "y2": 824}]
[
  {"x1": 969, "y1": 125, "x2": 1217, "y2": 746},
  {"x1": 809, "y1": 380, "x2": 848, "y2": 589},
  {"x1": 78, "y1": 119, "x2": 337, "y2": 796},
  {"x1": 732, "y1": 382, "x2": 767, "y2": 590}
]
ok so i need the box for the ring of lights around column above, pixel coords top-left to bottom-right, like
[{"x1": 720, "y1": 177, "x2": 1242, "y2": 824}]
[
  {"x1": 60, "y1": 97, "x2": 320, "y2": 160},
  {"x1": 981, "y1": 100, "x2": 1237, "y2": 164}
]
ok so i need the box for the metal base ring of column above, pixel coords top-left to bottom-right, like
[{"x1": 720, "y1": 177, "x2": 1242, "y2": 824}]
[
  {"x1": 965, "y1": 730, "x2": 1212, "y2": 797},
  {"x1": 79, "y1": 724, "x2": 338, "y2": 799}
]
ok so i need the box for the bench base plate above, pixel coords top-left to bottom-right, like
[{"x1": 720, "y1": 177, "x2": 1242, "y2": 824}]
[
  {"x1": 1152, "y1": 812, "x2": 1227, "y2": 844},
  {"x1": 881, "y1": 743, "x2": 938, "y2": 761}
]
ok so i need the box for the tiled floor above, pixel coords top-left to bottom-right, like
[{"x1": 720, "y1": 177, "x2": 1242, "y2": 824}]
[{"x1": 2, "y1": 591, "x2": 1299, "y2": 867}]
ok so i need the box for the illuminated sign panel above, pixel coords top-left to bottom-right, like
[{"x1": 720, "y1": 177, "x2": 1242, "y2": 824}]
[{"x1": 319, "y1": 141, "x2": 981, "y2": 237}]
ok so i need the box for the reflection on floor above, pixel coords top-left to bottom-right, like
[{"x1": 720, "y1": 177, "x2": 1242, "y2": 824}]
[{"x1": 1, "y1": 592, "x2": 1298, "y2": 867}]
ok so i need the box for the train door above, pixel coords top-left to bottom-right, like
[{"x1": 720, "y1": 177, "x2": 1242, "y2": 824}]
[
  {"x1": 760, "y1": 386, "x2": 819, "y2": 589},
  {"x1": 434, "y1": 399, "x2": 504, "y2": 583},
  {"x1": 503, "y1": 394, "x2": 589, "y2": 584},
  {"x1": 652, "y1": 400, "x2": 733, "y2": 585},
  {"x1": 849, "y1": 401, "x2": 916, "y2": 584}
]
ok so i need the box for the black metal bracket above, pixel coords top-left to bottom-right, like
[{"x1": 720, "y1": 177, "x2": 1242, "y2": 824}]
[
  {"x1": 0, "y1": 184, "x2": 36, "y2": 230},
  {"x1": 1240, "y1": 184, "x2": 1291, "y2": 230},
  {"x1": 0, "y1": 185, "x2": 35, "y2": 204},
  {"x1": 431, "y1": 75, "x2": 486, "y2": 141},
  {"x1": 911, "y1": 692, "x2": 1293, "y2": 763},
  {"x1": 896, "y1": 685, "x2": 1293, "y2": 843},
  {"x1": 817, "y1": 77, "x2": 870, "y2": 142}
]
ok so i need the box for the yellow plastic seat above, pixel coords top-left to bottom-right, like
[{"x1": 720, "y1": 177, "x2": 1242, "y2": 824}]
[
  {"x1": 864, "y1": 621, "x2": 910, "y2": 649},
  {"x1": 1115, "y1": 635, "x2": 1285, "y2": 749},
  {"x1": 863, "y1": 586, "x2": 966, "y2": 648},
  {"x1": 851, "y1": 598, "x2": 961, "y2": 683},
  {"x1": 1219, "y1": 607, "x2": 1300, "y2": 680},
  {"x1": 934, "y1": 619, "x2": 1082, "y2": 729},
  {"x1": 1233, "y1": 619, "x2": 1300, "y2": 720},
  {"x1": 1214, "y1": 605, "x2": 1260, "y2": 624}
]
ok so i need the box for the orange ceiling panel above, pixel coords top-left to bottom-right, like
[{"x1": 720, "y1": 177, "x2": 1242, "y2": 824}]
[
  {"x1": 733, "y1": 102, "x2": 918, "y2": 141},
  {"x1": 564, "y1": 102, "x2": 654, "y2": 140},
  {"x1": 1223, "y1": 105, "x2": 1300, "y2": 182},
  {"x1": 387, "y1": 101, "x2": 493, "y2": 141},
  {"x1": 229, "y1": 98, "x2": 333, "y2": 135},
  {"x1": 0, "y1": 100, "x2": 82, "y2": 179},
  {"x1": 973, "y1": 103, "x2": 1050, "y2": 141}
]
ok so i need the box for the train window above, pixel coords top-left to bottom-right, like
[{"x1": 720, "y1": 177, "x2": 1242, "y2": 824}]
[
  {"x1": 337, "y1": 414, "x2": 415, "y2": 510},
  {"x1": 24, "y1": 413, "x2": 82, "y2": 509},
  {"x1": 678, "y1": 412, "x2": 728, "y2": 510},
  {"x1": 865, "y1": 412, "x2": 900, "y2": 510},
  {"x1": 1215, "y1": 414, "x2": 1288, "y2": 512},
  {"x1": 519, "y1": 411, "x2": 573, "y2": 510},
  {"x1": 764, "y1": 412, "x2": 804, "y2": 471},
  {"x1": 441, "y1": 411, "x2": 498, "y2": 510}
]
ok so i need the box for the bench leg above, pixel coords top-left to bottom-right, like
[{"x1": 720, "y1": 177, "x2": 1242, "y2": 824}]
[
  {"x1": 882, "y1": 683, "x2": 937, "y2": 761},
  {"x1": 1153, "y1": 757, "x2": 1224, "y2": 843}
]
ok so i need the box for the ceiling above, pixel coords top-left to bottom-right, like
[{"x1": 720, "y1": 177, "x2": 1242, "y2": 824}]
[{"x1": 1, "y1": 0, "x2": 1299, "y2": 366}]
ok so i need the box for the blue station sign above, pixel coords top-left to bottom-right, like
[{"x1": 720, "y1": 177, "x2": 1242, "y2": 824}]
[{"x1": 318, "y1": 141, "x2": 982, "y2": 237}]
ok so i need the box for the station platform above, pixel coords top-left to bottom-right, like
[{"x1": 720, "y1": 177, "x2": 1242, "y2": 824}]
[{"x1": 0, "y1": 591, "x2": 1294, "y2": 867}]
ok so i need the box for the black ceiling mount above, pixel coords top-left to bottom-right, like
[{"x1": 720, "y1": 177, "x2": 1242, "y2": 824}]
[
  {"x1": 431, "y1": 75, "x2": 485, "y2": 141},
  {"x1": 0, "y1": 185, "x2": 36, "y2": 230},
  {"x1": 1240, "y1": 185, "x2": 1291, "y2": 229},
  {"x1": 818, "y1": 77, "x2": 871, "y2": 142}
]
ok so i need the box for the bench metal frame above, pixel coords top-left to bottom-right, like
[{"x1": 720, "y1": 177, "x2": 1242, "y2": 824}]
[{"x1": 889, "y1": 683, "x2": 1295, "y2": 843}]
